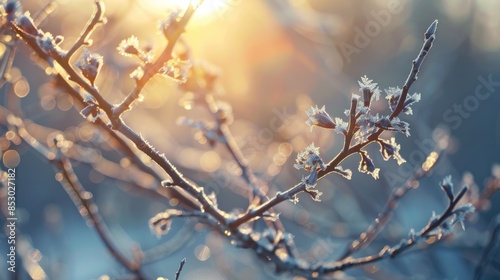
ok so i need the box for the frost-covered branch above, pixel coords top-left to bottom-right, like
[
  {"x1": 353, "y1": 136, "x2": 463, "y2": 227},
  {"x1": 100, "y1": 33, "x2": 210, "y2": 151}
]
[
  {"x1": 1, "y1": 1, "x2": 482, "y2": 278},
  {"x1": 175, "y1": 258, "x2": 186, "y2": 280},
  {"x1": 50, "y1": 137, "x2": 145, "y2": 278},
  {"x1": 65, "y1": 0, "x2": 105, "y2": 60},
  {"x1": 113, "y1": 0, "x2": 204, "y2": 117},
  {"x1": 338, "y1": 150, "x2": 444, "y2": 261},
  {"x1": 474, "y1": 217, "x2": 500, "y2": 280},
  {"x1": 228, "y1": 20, "x2": 438, "y2": 230}
]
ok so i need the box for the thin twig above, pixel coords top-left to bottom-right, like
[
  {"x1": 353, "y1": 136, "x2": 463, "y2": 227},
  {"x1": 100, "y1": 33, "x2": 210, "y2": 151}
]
[
  {"x1": 228, "y1": 20, "x2": 438, "y2": 229},
  {"x1": 113, "y1": 0, "x2": 205, "y2": 117},
  {"x1": 5, "y1": 3, "x2": 462, "y2": 277},
  {"x1": 342, "y1": 97, "x2": 358, "y2": 153},
  {"x1": 52, "y1": 149, "x2": 144, "y2": 278},
  {"x1": 65, "y1": 0, "x2": 105, "y2": 60},
  {"x1": 117, "y1": 121, "x2": 228, "y2": 224},
  {"x1": 11, "y1": 22, "x2": 115, "y2": 117},
  {"x1": 0, "y1": 45, "x2": 16, "y2": 88},
  {"x1": 474, "y1": 217, "x2": 500, "y2": 280},
  {"x1": 52, "y1": 74, "x2": 199, "y2": 209},
  {"x1": 11, "y1": 0, "x2": 227, "y2": 230},
  {"x1": 338, "y1": 149, "x2": 444, "y2": 260},
  {"x1": 175, "y1": 258, "x2": 186, "y2": 280},
  {"x1": 199, "y1": 93, "x2": 297, "y2": 253},
  {"x1": 474, "y1": 176, "x2": 500, "y2": 211},
  {"x1": 393, "y1": 186, "x2": 469, "y2": 258},
  {"x1": 11, "y1": 0, "x2": 222, "y2": 220},
  {"x1": 32, "y1": 0, "x2": 57, "y2": 25},
  {"x1": 0, "y1": 108, "x2": 199, "y2": 272}
]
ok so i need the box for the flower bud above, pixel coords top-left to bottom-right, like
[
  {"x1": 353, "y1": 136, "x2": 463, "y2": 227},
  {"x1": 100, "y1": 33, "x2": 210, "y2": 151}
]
[
  {"x1": 15, "y1": 12, "x2": 39, "y2": 36},
  {"x1": 75, "y1": 48, "x2": 103, "y2": 86},
  {"x1": 305, "y1": 105, "x2": 336, "y2": 132}
]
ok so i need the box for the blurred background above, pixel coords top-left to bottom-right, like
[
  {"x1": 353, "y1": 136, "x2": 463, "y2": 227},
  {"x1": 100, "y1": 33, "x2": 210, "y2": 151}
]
[{"x1": 1, "y1": 0, "x2": 500, "y2": 279}]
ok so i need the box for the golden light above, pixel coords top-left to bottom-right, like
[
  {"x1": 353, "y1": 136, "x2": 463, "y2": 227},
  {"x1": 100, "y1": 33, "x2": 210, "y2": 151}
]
[
  {"x1": 145, "y1": 0, "x2": 234, "y2": 23},
  {"x1": 422, "y1": 151, "x2": 439, "y2": 172}
]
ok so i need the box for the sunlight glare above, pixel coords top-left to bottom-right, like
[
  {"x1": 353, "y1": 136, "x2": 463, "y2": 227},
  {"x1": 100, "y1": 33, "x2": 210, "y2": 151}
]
[{"x1": 146, "y1": 0, "x2": 232, "y2": 23}]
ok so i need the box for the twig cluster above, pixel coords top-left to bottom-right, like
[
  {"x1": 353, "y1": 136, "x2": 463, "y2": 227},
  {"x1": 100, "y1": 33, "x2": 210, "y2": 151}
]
[{"x1": 0, "y1": 1, "x2": 489, "y2": 279}]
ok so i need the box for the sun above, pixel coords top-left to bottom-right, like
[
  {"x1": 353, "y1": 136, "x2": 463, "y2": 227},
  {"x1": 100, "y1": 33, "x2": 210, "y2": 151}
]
[{"x1": 145, "y1": 0, "x2": 235, "y2": 23}]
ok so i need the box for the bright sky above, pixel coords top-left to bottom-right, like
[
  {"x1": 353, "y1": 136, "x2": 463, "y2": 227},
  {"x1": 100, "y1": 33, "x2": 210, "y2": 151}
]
[{"x1": 144, "y1": 0, "x2": 234, "y2": 23}]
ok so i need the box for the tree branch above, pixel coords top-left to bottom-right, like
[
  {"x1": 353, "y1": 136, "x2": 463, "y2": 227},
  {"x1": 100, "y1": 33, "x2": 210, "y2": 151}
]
[{"x1": 51, "y1": 145, "x2": 144, "y2": 277}]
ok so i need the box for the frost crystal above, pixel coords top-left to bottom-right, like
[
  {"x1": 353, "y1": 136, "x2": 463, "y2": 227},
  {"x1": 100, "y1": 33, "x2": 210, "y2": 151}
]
[
  {"x1": 303, "y1": 169, "x2": 319, "y2": 187},
  {"x1": 177, "y1": 117, "x2": 224, "y2": 146},
  {"x1": 37, "y1": 32, "x2": 54, "y2": 50},
  {"x1": 305, "y1": 105, "x2": 336, "y2": 132},
  {"x1": 358, "y1": 150, "x2": 380, "y2": 179},
  {"x1": 334, "y1": 118, "x2": 348, "y2": 135},
  {"x1": 451, "y1": 203, "x2": 474, "y2": 231},
  {"x1": 402, "y1": 93, "x2": 422, "y2": 115},
  {"x1": 15, "y1": 12, "x2": 39, "y2": 36},
  {"x1": 294, "y1": 143, "x2": 326, "y2": 171},
  {"x1": 117, "y1": 35, "x2": 140, "y2": 57},
  {"x1": 385, "y1": 87, "x2": 402, "y2": 112},
  {"x1": 289, "y1": 194, "x2": 299, "y2": 204},
  {"x1": 80, "y1": 104, "x2": 103, "y2": 122},
  {"x1": 305, "y1": 187, "x2": 323, "y2": 202},
  {"x1": 378, "y1": 117, "x2": 411, "y2": 136},
  {"x1": 160, "y1": 57, "x2": 192, "y2": 83},
  {"x1": 159, "y1": 8, "x2": 182, "y2": 37},
  {"x1": 130, "y1": 66, "x2": 144, "y2": 80},
  {"x1": 76, "y1": 47, "x2": 103, "y2": 86},
  {"x1": 355, "y1": 114, "x2": 378, "y2": 143},
  {"x1": 378, "y1": 137, "x2": 406, "y2": 165},
  {"x1": 80, "y1": 94, "x2": 102, "y2": 122},
  {"x1": 440, "y1": 175, "x2": 454, "y2": 199},
  {"x1": 149, "y1": 210, "x2": 181, "y2": 238},
  {"x1": 333, "y1": 166, "x2": 352, "y2": 180},
  {"x1": 391, "y1": 118, "x2": 410, "y2": 136},
  {"x1": 358, "y1": 75, "x2": 381, "y2": 106},
  {"x1": 5, "y1": 0, "x2": 21, "y2": 23}
]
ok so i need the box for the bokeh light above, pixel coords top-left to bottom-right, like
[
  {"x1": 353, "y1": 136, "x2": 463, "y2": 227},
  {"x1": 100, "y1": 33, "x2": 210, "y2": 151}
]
[
  {"x1": 3, "y1": 0, "x2": 500, "y2": 279},
  {"x1": 195, "y1": 244, "x2": 211, "y2": 261},
  {"x1": 2, "y1": 149, "x2": 20, "y2": 168}
]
